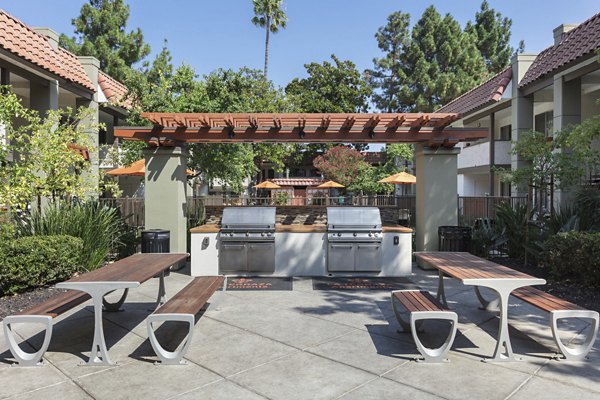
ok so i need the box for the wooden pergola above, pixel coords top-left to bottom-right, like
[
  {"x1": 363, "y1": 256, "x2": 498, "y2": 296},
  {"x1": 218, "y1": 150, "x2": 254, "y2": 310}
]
[
  {"x1": 114, "y1": 112, "x2": 485, "y2": 147},
  {"x1": 114, "y1": 112, "x2": 487, "y2": 256}
]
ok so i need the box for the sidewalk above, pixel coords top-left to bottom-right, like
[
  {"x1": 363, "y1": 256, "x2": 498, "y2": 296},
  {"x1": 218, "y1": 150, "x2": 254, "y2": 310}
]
[{"x1": 1, "y1": 265, "x2": 598, "y2": 400}]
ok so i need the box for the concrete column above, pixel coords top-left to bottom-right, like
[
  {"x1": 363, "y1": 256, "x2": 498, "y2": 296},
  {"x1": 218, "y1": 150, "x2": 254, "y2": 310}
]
[
  {"x1": 144, "y1": 146, "x2": 189, "y2": 254},
  {"x1": 510, "y1": 54, "x2": 536, "y2": 196},
  {"x1": 414, "y1": 145, "x2": 460, "y2": 255},
  {"x1": 30, "y1": 80, "x2": 58, "y2": 115},
  {"x1": 77, "y1": 56, "x2": 100, "y2": 198},
  {"x1": 553, "y1": 75, "x2": 581, "y2": 207}
]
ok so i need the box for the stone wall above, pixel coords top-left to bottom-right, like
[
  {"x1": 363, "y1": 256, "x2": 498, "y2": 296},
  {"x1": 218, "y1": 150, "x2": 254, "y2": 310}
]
[{"x1": 204, "y1": 205, "x2": 400, "y2": 226}]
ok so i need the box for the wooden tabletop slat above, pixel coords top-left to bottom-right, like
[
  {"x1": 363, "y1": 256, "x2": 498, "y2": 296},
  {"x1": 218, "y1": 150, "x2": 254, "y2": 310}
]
[
  {"x1": 17, "y1": 291, "x2": 91, "y2": 318},
  {"x1": 416, "y1": 252, "x2": 537, "y2": 281},
  {"x1": 154, "y1": 276, "x2": 225, "y2": 315},
  {"x1": 65, "y1": 253, "x2": 188, "y2": 285}
]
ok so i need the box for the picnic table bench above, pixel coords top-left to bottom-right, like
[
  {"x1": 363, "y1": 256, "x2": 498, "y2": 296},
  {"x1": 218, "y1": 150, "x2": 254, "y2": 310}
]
[
  {"x1": 3, "y1": 253, "x2": 187, "y2": 367},
  {"x1": 512, "y1": 286, "x2": 598, "y2": 361},
  {"x1": 3, "y1": 291, "x2": 91, "y2": 366},
  {"x1": 391, "y1": 290, "x2": 458, "y2": 363},
  {"x1": 147, "y1": 275, "x2": 226, "y2": 365}
]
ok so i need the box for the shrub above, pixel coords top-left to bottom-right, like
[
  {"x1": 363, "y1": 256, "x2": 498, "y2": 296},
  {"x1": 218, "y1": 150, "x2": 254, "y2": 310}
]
[
  {"x1": 0, "y1": 235, "x2": 83, "y2": 295},
  {"x1": 0, "y1": 222, "x2": 15, "y2": 242},
  {"x1": 15, "y1": 201, "x2": 122, "y2": 271},
  {"x1": 543, "y1": 232, "x2": 600, "y2": 286}
]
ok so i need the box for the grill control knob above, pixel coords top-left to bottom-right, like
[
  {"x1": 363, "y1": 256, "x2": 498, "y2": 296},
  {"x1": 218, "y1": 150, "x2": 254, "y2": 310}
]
[
  {"x1": 230, "y1": 233, "x2": 234, "y2": 237},
  {"x1": 246, "y1": 232, "x2": 250, "y2": 237},
  {"x1": 267, "y1": 232, "x2": 272, "y2": 237},
  {"x1": 368, "y1": 233, "x2": 373, "y2": 237},
  {"x1": 337, "y1": 233, "x2": 342, "y2": 237},
  {"x1": 261, "y1": 232, "x2": 265, "y2": 237},
  {"x1": 353, "y1": 233, "x2": 357, "y2": 237}
]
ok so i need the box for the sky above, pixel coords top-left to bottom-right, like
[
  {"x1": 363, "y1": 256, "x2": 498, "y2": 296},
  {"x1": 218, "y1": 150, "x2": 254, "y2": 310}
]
[{"x1": 1, "y1": 0, "x2": 599, "y2": 89}]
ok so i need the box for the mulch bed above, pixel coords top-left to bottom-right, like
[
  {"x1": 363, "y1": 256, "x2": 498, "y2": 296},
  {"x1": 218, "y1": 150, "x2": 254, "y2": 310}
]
[
  {"x1": 0, "y1": 286, "x2": 69, "y2": 320},
  {"x1": 490, "y1": 257, "x2": 600, "y2": 313}
]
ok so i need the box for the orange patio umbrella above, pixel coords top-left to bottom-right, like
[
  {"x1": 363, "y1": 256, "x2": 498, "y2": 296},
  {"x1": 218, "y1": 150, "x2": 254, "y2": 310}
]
[
  {"x1": 315, "y1": 180, "x2": 345, "y2": 198},
  {"x1": 315, "y1": 180, "x2": 345, "y2": 189},
  {"x1": 378, "y1": 171, "x2": 416, "y2": 184},
  {"x1": 379, "y1": 171, "x2": 416, "y2": 196},
  {"x1": 107, "y1": 159, "x2": 195, "y2": 176},
  {"x1": 254, "y1": 180, "x2": 282, "y2": 189}
]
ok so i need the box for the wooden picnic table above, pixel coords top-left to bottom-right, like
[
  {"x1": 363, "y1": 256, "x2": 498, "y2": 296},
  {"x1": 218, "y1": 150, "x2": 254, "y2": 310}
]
[
  {"x1": 56, "y1": 253, "x2": 187, "y2": 366},
  {"x1": 415, "y1": 252, "x2": 546, "y2": 362}
]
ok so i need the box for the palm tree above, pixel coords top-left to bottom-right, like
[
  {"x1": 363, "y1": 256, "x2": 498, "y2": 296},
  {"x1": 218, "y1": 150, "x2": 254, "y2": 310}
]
[{"x1": 251, "y1": 0, "x2": 288, "y2": 79}]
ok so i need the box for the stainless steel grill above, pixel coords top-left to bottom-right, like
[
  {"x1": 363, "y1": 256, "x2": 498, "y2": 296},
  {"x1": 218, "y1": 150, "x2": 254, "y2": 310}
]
[
  {"x1": 327, "y1": 207, "x2": 383, "y2": 272},
  {"x1": 219, "y1": 207, "x2": 276, "y2": 273}
]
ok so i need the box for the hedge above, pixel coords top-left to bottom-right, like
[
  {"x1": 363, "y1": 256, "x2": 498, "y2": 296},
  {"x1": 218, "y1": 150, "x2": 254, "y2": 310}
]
[
  {"x1": 0, "y1": 235, "x2": 83, "y2": 296},
  {"x1": 543, "y1": 232, "x2": 600, "y2": 286}
]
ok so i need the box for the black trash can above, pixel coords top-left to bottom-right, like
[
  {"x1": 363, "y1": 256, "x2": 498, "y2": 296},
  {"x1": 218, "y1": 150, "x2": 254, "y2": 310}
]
[
  {"x1": 141, "y1": 229, "x2": 170, "y2": 253},
  {"x1": 438, "y1": 226, "x2": 472, "y2": 252},
  {"x1": 141, "y1": 229, "x2": 171, "y2": 275}
]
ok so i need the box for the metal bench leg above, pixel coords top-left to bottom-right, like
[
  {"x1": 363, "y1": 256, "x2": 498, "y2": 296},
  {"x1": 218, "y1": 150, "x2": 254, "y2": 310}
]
[
  {"x1": 436, "y1": 270, "x2": 448, "y2": 308},
  {"x1": 410, "y1": 311, "x2": 458, "y2": 363},
  {"x1": 147, "y1": 314, "x2": 195, "y2": 365},
  {"x1": 474, "y1": 286, "x2": 500, "y2": 311},
  {"x1": 550, "y1": 310, "x2": 599, "y2": 361},
  {"x1": 3, "y1": 315, "x2": 53, "y2": 367},
  {"x1": 103, "y1": 289, "x2": 129, "y2": 312},
  {"x1": 391, "y1": 291, "x2": 423, "y2": 333},
  {"x1": 206, "y1": 276, "x2": 227, "y2": 312}
]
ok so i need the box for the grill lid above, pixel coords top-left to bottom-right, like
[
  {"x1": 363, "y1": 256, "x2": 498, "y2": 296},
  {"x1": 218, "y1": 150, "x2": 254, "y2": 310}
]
[
  {"x1": 327, "y1": 207, "x2": 382, "y2": 230},
  {"x1": 221, "y1": 207, "x2": 276, "y2": 229}
]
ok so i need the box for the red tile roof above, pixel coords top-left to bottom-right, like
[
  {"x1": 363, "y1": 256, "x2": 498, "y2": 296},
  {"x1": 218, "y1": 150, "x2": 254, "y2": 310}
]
[
  {"x1": 0, "y1": 10, "x2": 94, "y2": 91},
  {"x1": 272, "y1": 178, "x2": 324, "y2": 187},
  {"x1": 98, "y1": 71, "x2": 132, "y2": 109},
  {"x1": 520, "y1": 12, "x2": 600, "y2": 88},
  {"x1": 436, "y1": 67, "x2": 512, "y2": 115}
]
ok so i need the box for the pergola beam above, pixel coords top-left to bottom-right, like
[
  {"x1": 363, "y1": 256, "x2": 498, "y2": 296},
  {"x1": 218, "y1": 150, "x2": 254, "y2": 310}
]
[{"x1": 115, "y1": 112, "x2": 487, "y2": 147}]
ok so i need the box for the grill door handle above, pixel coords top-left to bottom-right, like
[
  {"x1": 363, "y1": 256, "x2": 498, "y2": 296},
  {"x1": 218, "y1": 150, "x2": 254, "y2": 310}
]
[
  {"x1": 331, "y1": 244, "x2": 353, "y2": 249},
  {"x1": 222, "y1": 244, "x2": 245, "y2": 249}
]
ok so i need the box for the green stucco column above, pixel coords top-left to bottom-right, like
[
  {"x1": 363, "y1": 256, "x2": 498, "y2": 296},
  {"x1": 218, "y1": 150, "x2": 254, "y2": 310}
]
[
  {"x1": 510, "y1": 54, "x2": 536, "y2": 197},
  {"x1": 143, "y1": 146, "x2": 189, "y2": 254},
  {"x1": 414, "y1": 145, "x2": 460, "y2": 257},
  {"x1": 77, "y1": 56, "x2": 100, "y2": 198},
  {"x1": 553, "y1": 75, "x2": 581, "y2": 207}
]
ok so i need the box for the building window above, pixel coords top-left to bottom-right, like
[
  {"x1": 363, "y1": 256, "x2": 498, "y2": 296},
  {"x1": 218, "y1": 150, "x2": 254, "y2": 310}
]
[
  {"x1": 499, "y1": 124, "x2": 511, "y2": 141},
  {"x1": 535, "y1": 111, "x2": 554, "y2": 136},
  {"x1": 500, "y1": 181, "x2": 511, "y2": 196}
]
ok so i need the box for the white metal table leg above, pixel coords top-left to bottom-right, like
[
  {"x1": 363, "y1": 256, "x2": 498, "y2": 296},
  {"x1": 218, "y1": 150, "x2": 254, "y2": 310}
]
[
  {"x1": 56, "y1": 281, "x2": 139, "y2": 366},
  {"x1": 465, "y1": 278, "x2": 545, "y2": 362}
]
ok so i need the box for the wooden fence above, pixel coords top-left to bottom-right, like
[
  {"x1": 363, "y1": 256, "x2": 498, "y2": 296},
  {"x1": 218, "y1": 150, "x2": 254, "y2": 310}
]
[
  {"x1": 458, "y1": 196, "x2": 528, "y2": 227},
  {"x1": 100, "y1": 195, "x2": 527, "y2": 229}
]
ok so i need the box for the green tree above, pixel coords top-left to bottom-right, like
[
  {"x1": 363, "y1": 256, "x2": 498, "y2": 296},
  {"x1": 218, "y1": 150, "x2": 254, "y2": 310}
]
[
  {"x1": 0, "y1": 87, "x2": 98, "y2": 209},
  {"x1": 286, "y1": 55, "x2": 372, "y2": 113},
  {"x1": 251, "y1": 0, "x2": 288, "y2": 79},
  {"x1": 369, "y1": 6, "x2": 489, "y2": 112},
  {"x1": 59, "y1": 0, "x2": 151, "y2": 82},
  {"x1": 466, "y1": 0, "x2": 523, "y2": 74},
  {"x1": 367, "y1": 11, "x2": 411, "y2": 112}
]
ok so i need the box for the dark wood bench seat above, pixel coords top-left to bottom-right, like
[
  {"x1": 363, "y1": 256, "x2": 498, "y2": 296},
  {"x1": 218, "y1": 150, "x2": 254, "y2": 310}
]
[
  {"x1": 147, "y1": 276, "x2": 226, "y2": 365},
  {"x1": 4, "y1": 291, "x2": 91, "y2": 366},
  {"x1": 512, "y1": 286, "x2": 598, "y2": 361},
  {"x1": 391, "y1": 290, "x2": 458, "y2": 363}
]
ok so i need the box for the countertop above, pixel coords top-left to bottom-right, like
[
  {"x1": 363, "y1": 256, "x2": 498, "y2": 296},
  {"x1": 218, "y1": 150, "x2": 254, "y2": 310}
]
[{"x1": 190, "y1": 224, "x2": 412, "y2": 234}]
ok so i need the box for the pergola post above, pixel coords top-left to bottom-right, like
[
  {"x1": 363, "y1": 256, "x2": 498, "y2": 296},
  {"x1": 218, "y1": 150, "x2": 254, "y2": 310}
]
[
  {"x1": 143, "y1": 146, "x2": 189, "y2": 254},
  {"x1": 415, "y1": 145, "x2": 460, "y2": 256}
]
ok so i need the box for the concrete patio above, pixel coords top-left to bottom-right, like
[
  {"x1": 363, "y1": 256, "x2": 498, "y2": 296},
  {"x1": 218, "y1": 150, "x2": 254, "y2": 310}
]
[{"x1": 1, "y1": 266, "x2": 598, "y2": 400}]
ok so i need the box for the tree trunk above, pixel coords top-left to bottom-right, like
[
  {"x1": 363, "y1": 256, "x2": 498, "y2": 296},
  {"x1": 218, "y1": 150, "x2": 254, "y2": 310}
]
[{"x1": 264, "y1": 17, "x2": 270, "y2": 79}]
